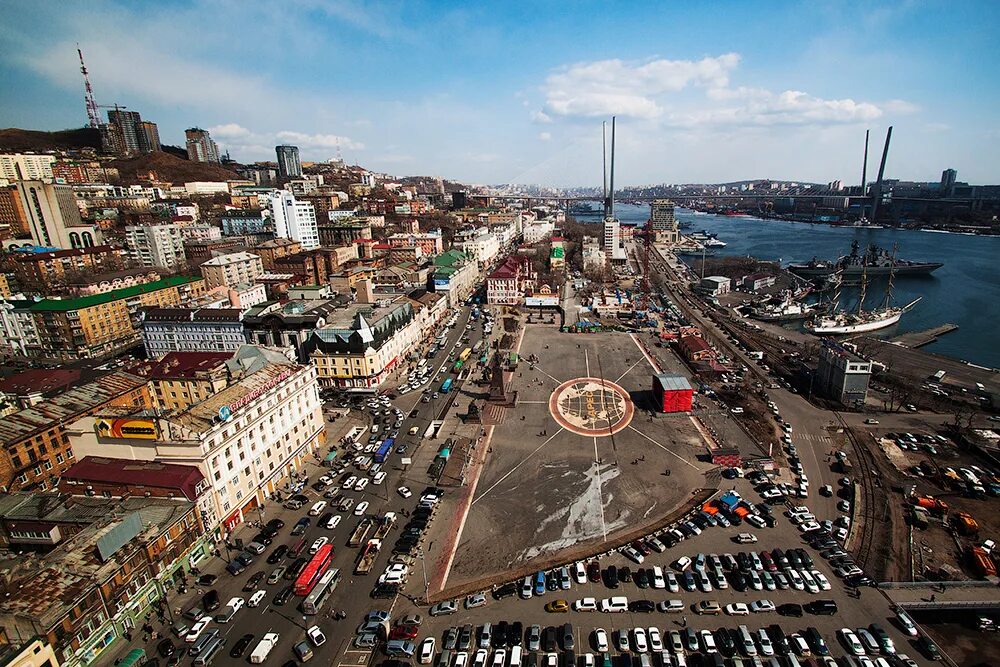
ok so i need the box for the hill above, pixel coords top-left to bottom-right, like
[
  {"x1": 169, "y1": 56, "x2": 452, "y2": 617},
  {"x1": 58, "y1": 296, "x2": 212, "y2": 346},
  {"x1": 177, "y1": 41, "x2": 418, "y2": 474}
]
[
  {"x1": 110, "y1": 151, "x2": 241, "y2": 185},
  {"x1": 0, "y1": 127, "x2": 101, "y2": 152}
]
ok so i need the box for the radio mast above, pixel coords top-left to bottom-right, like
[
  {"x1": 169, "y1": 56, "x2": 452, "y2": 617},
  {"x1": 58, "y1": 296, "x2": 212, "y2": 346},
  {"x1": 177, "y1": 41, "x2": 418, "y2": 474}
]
[{"x1": 77, "y1": 45, "x2": 101, "y2": 128}]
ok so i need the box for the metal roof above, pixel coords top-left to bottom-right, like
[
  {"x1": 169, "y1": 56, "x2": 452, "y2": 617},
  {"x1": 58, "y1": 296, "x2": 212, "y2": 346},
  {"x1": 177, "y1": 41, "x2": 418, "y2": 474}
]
[{"x1": 654, "y1": 373, "x2": 693, "y2": 392}]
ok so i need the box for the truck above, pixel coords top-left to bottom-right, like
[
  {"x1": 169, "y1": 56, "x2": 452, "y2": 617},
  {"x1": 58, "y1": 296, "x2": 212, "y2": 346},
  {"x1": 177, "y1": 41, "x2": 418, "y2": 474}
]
[
  {"x1": 355, "y1": 538, "x2": 382, "y2": 575},
  {"x1": 910, "y1": 506, "x2": 930, "y2": 529},
  {"x1": 953, "y1": 511, "x2": 980, "y2": 536},
  {"x1": 250, "y1": 633, "x2": 279, "y2": 664},
  {"x1": 747, "y1": 351, "x2": 764, "y2": 361},
  {"x1": 913, "y1": 496, "x2": 949, "y2": 516},
  {"x1": 373, "y1": 512, "x2": 397, "y2": 540},
  {"x1": 930, "y1": 370, "x2": 947, "y2": 383},
  {"x1": 968, "y1": 546, "x2": 997, "y2": 578},
  {"x1": 347, "y1": 517, "x2": 374, "y2": 548}
]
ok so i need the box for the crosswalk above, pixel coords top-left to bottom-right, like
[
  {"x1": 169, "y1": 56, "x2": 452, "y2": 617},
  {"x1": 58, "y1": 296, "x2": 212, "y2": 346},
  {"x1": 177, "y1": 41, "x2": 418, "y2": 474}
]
[{"x1": 797, "y1": 433, "x2": 833, "y2": 444}]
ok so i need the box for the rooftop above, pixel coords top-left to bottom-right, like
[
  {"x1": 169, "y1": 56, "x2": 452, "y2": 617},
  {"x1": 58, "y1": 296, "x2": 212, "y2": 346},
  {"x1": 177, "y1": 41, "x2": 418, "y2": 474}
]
[
  {"x1": 0, "y1": 368, "x2": 92, "y2": 398},
  {"x1": 27, "y1": 276, "x2": 201, "y2": 312},
  {"x1": 654, "y1": 373, "x2": 693, "y2": 392},
  {"x1": 62, "y1": 457, "x2": 205, "y2": 501},
  {"x1": 13, "y1": 245, "x2": 121, "y2": 263},
  {"x1": 141, "y1": 307, "x2": 243, "y2": 323},
  {"x1": 0, "y1": 373, "x2": 148, "y2": 447},
  {"x1": 201, "y1": 251, "x2": 261, "y2": 266},
  {"x1": 126, "y1": 351, "x2": 233, "y2": 380}
]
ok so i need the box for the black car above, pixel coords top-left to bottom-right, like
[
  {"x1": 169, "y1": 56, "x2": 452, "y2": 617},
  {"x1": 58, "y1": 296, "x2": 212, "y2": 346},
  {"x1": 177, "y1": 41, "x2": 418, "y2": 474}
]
[
  {"x1": 587, "y1": 562, "x2": 601, "y2": 582},
  {"x1": 252, "y1": 532, "x2": 273, "y2": 546},
  {"x1": 803, "y1": 600, "x2": 838, "y2": 616},
  {"x1": 492, "y1": 582, "x2": 518, "y2": 600},
  {"x1": 243, "y1": 571, "x2": 265, "y2": 592},
  {"x1": 633, "y1": 569, "x2": 649, "y2": 589},
  {"x1": 266, "y1": 544, "x2": 288, "y2": 564},
  {"x1": 291, "y1": 518, "x2": 311, "y2": 536},
  {"x1": 156, "y1": 639, "x2": 175, "y2": 658},
  {"x1": 196, "y1": 573, "x2": 218, "y2": 587},
  {"x1": 618, "y1": 566, "x2": 632, "y2": 583},
  {"x1": 273, "y1": 585, "x2": 294, "y2": 606},
  {"x1": 546, "y1": 571, "x2": 559, "y2": 591},
  {"x1": 494, "y1": 621, "x2": 509, "y2": 648},
  {"x1": 794, "y1": 548, "x2": 814, "y2": 568},
  {"x1": 714, "y1": 629, "x2": 735, "y2": 657},
  {"x1": 766, "y1": 625, "x2": 789, "y2": 655},
  {"x1": 845, "y1": 574, "x2": 875, "y2": 587},
  {"x1": 603, "y1": 566, "x2": 619, "y2": 589},
  {"x1": 201, "y1": 589, "x2": 220, "y2": 611},
  {"x1": 777, "y1": 603, "x2": 803, "y2": 617},
  {"x1": 730, "y1": 572, "x2": 747, "y2": 592},
  {"x1": 628, "y1": 599, "x2": 655, "y2": 613},
  {"x1": 542, "y1": 626, "x2": 558, "y2": 652},
  {"x1": 234, "y1": 551, "x2": 254, "y2": 567},
  {"x1": 285, "y1": 558, "x2": 307, "y2": 579},
  {"x1": 804, "y1": 627, "x2": 829, "y2": 656},
  {"x1": 509, "y1": 622, "x2": 523, "y2": 647},
  {"x1": 230, "y1": 634, "x2": 255, "y2": 658},
  {"x1": 786, "y1": 549, "x2": 802, "y2": 568},
  {"x1": 372, "y1": 583, "x2": 399, "y2": 599}
]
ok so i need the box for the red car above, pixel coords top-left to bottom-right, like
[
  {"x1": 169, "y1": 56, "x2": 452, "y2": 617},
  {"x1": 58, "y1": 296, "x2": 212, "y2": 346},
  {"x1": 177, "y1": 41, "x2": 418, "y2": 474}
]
[
  {"x1": 389, "y1": 625, "x2": 419, "y2": 640},
  {"x1": 632, "y1": 540, "x2": 651, "y2": 557},
  {"x1": 758, "y1": 551, "x2": 777, "y2": 572},
  {"x1": 587, "y1": 561, "x2": 601, "y2": 582}
]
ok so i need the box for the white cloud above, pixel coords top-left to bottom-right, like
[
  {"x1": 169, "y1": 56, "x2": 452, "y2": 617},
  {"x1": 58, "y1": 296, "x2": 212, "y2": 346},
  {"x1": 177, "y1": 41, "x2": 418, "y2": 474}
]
[
  {"x1": 531, "y1": 110, "x2": 552, "y2": 124},
  {"x1": 275, "y1": 131, "x2": 365, "y2": 151},
  {"x1": 208, "y1": 123, "x2": 252, "y2": 138},
  {"x1": 538, "y1": 132, "x2": 552, "y2": 141},
  {"x1": 542, "y1": 54, "x2": 740, "y2": 119},
  {"x1": 668, "y1": 90, "x2": 883, "y2": 127},
  {"x1": 883, "y1": 99, "x2": 921, "y2": 114}
]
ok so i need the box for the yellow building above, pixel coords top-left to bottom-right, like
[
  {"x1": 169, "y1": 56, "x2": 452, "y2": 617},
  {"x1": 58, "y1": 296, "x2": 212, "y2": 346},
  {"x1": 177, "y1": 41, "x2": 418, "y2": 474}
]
[
  {"x1": 26, "y1": 276, "x2": 204, "y2": 360},
  {"x1": 127, "y1": 350, "x2": 234, "y2": 412}
]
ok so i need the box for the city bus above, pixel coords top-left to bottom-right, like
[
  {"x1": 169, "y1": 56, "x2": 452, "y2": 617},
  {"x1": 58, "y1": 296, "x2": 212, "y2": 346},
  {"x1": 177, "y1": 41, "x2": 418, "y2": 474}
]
[
  {"x1": 441, "y1": 378, "x2": 454, "y2": 393},
  {"x1": 293, "y1": 544, "x2": 335, "y2": 596},
  {"x1": 459, "y1": 348, "x2": 472, "y2": 362},
  {"x1": 301, "y1": 568, "x2": 341, "y2": 615},
  {"x1": 374, "y1": 438, "x2": 394, "y2": 464}
]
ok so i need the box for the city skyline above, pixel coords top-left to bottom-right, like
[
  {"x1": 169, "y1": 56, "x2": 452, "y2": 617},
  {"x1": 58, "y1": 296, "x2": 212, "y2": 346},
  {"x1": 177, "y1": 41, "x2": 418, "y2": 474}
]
[{"x1": 1, "y1": 0, "x2": 998, "y2": 186}]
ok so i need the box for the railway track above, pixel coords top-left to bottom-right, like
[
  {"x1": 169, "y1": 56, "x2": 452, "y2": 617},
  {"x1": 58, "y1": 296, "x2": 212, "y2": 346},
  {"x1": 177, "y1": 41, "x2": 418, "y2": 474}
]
[{"x1": 837, "y1": 413, "x2": 883, "y2": 575}]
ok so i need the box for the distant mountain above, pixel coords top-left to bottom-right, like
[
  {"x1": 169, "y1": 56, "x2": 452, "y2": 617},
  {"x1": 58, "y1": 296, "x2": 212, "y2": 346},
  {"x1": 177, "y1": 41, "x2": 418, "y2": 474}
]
[
  {"x1": 109, "y1": 151, "x2": 240, "y2": 185},
  {"x1": 0, "y1": 127, "x2": 101, "y2": 152}
]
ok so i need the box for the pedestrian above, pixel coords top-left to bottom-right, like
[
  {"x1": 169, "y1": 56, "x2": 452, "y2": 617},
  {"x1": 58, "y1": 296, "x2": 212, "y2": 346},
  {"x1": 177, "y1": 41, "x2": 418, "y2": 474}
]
[
  {"x1": 930, "y1": 594, "x2": 936, "y2": 602},
  {"x1": 681, "y1": 616, "x2": 687, "y2": 627}
]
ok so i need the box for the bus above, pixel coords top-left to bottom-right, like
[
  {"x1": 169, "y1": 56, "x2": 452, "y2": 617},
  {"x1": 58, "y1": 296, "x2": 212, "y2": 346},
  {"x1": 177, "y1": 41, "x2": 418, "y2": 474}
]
[
  {"x1": 374, "y1": 438, "x2": 394, "y2": 464},
  {"x1": 441, "y1": 378, "x2": 453, "y2": 393},
  {"x1": 930, "y1": 370, "x2": 947, "y2": 382},
  {"x1": 301, "y1": 568, "x2": 341, "y2": 615},
  {"x1": 453, "y1": 360, "x2": 463, "y2": 373},
  {"x1": 293, "y1": 544, "x2": 335, "y2": 596},
  {"x1": 459, "y1": 348, "x2": 472, "y2": 362},
  {"x1": 473, "y1": 340, "x2": 484, "y2": 354}
]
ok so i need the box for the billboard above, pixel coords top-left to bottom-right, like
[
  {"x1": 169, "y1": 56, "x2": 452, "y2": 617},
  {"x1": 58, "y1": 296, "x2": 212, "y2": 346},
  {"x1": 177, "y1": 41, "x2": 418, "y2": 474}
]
[
  {"x1": 525, "y1": 295, "x2": 560, "y2": 307},
  {"x1": 95, "y1": 418, "x2": 159, "y2": 440}
]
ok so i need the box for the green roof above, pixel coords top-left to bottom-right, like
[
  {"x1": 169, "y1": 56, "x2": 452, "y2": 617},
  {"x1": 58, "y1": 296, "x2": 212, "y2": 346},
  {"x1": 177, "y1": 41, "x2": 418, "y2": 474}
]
[
  {"x1": 550, "y1": 247, "x2": 565, "y2": 258},
  {"x1": 433, "y1": 249, "x2": 468, "y2": 268},
  {"x1": 29, "y1": 276, "x2": 201, "y2": 312}
]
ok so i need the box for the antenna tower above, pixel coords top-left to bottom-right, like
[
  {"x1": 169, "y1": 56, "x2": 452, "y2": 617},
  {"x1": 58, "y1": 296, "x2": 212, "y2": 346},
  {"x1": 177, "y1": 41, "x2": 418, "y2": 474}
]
[{"x1": 77, "y1": 45, "x2": 101, "y2": 129}]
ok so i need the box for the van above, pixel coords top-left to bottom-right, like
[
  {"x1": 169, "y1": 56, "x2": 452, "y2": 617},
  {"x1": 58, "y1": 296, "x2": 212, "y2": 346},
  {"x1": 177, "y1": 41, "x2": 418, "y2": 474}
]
[
  {"x1": 189, "y1": 630, "x2": 220, "y2": 657},
  {"x1": 248, "y1": 590, "x2": 266, "y2": 607},
  {"x1": 479, "y1": 623, "x2": 492, "y2": 649},
  {"x1": 193, "y1": 636, "x2": 226, "y2": 666},
  {"x1": 509, "y1": 645, "x2": 523, "y2": 667},
  {"x1": 599, "y1": 597, "x2": 628, "y2": 613},
  {"x1": 735, "y1": 533, "x2": 757, "y2": 544},
  {"x1": 737, "y1": 626, "x2": 756, "y2": 657}
]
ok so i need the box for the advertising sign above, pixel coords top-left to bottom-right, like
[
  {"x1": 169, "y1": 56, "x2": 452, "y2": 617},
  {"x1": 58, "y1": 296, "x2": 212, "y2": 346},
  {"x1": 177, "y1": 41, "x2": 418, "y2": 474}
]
[{"x1": 95, "y1": 418, "x2": 159, "y2": 440}]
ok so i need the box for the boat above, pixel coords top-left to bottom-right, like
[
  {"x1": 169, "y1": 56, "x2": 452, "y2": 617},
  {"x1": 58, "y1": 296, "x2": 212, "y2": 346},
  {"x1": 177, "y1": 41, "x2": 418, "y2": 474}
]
[
  {"x1": 804, "y1": 247, "x2": 922, "y2": 335},
  {"x1": 704, "y1": 238, "x2": 727, "y2": 248},
  {"x1": 788, "y1": 240, "x2": 942, "y2": 277},
  {"x1": 751, "y1": 298, "x2": 827, "y2": 322}
]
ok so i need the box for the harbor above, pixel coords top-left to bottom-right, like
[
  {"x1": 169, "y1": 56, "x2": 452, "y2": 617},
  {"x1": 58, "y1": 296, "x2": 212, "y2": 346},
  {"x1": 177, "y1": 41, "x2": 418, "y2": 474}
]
[{"x1": 890, "y1": 323, "x2": 960, "y2": 349}]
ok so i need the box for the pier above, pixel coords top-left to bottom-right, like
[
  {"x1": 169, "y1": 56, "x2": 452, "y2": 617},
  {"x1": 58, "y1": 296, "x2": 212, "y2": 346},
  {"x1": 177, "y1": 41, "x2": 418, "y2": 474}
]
[{"x1": 890, "y1": 323, "x2": 959, "y2": 348}]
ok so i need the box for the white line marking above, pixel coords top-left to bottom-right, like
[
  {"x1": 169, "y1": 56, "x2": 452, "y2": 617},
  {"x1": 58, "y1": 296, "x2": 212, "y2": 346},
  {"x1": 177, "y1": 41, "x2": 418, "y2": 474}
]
[
  {"x1": 628, "y1": 333, "x2": 661, "y2": 373},
  {"x1": 585, "y1": 348, "x2": 591, "y2": 377},
  {"x1": 472, "y1": 428, "x2": 565, "y2": 505},
  {"x1": 532, "y1": 365, "x2": 563, "y2": 385},
  {"x1": 615, "y1": 357, "x2": 646, "y2": 384},
  {"x1": 627, "y1": 425, "x2": 699, "y2": 469},
  {"x1": 594, "y1": 436, "x2": 607, "y2": 541},
  {"x1": 518, "y1": 400, "x2": 548, "y2": 404}
]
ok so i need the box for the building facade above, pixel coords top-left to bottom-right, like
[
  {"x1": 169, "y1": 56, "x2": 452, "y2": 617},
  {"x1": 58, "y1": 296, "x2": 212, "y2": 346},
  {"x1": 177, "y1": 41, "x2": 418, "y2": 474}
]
[
  {"x1": 140, "y1": 308, "x2": 246, "y2": 359},
  {"x1": 268, "y1": 191, "x2": 318, "y2": 250},
  {"x1": 200, "y1": 251, "x2": 264, "y2": 290},
  {"x1": 221, "y1": 210, "x2": 270, "y2": 236},
  {"x1": 275, "y1": 145, "x2": 302, "y2": 179},
  {"x1": 10, "y1": 245, "x2": 126, "y2": 293},
  {"x1": 388, "y1": 232, "x2": 443, "y2": 256},
  {"x1": 124, "y1": 224, "x2": 186, "y2": 270},
  {"x1": 14, "y1": 181, "x2": 95, "y2": 249},
  {"x1": 431, "y1": 250, "x2": 478, "y2": 307},
  {"x1": 486, "y1": 255, "x2": 536, "y2": 305},
  {"x1": 184, "y1": 128, "x2": 220, "y2": 163},
  {"x1": 816, "y1": 342, "x2": 872, "y2": 407},
  {"x1": 0, "y1": 154, "x2": 57, "y2": 182},
  {"x1": 650, "y1": 199, "x2": 679, "y2": 243}
]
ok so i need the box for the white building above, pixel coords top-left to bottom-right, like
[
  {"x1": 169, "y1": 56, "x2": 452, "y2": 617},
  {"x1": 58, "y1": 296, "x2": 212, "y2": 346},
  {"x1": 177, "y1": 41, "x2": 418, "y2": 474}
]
[
  {"x1": 140, "y1": 307, "x2": 246, "y2": 359},
  {"x1": 125, "y1": 224, "x2": 186, "y2": 270},
  {"x1": 582, "y1": 236, "x2": 606, "y2": 271},
  {"x1": 268, "y1": 191, "x2": 319, "y2": 250},
  {"x1": 487, "y1": 255, "x2": 537, "y2": 305},
  {"x1": 0, "y1": 299, "x2": 39, "y2": 357},
  {"x1": 229, "y1": 283, "x2": 267, "y2": 309},
  {"x1": 67, "y1": 352, "x2": 324, "y2": 534},
  {"x1": 523, "y1": 221, "x2": 555, "y2": 244},
  {"x1": 651, "y1": 199, "x2": 679, "y2": 244},
  {"x1": 201, "y1": 251, "x2": 264, "y2": 290},
  {"x1": 603, "y1": 216, "x2": 620, "y2": 254},
  {"x1": 183, "y1": 181, "x2": 230, "y2": 195},
  {"x1": 0, "y1": 153, "x2": 57, "y2": 182},
  {"x1": 457, "y1": 231, "x2": 501, "y2": 270}
]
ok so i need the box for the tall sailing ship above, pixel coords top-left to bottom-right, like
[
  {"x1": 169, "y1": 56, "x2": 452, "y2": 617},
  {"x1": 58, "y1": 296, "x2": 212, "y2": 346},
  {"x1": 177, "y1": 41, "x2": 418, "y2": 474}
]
[{"x1": 804, "y1": 245, "x2": 921, "y2": 335}]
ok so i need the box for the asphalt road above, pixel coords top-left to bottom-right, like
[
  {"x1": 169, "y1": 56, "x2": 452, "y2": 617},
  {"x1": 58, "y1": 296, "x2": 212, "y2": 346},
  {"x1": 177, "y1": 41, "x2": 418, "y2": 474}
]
[{"x1": 134, "y1": 303, "x2": 488, "y2": 667}]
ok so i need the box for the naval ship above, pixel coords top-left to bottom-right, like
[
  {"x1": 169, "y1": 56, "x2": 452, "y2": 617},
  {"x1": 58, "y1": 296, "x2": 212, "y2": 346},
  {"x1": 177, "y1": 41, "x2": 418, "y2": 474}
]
[{"x1": 788, "y1": 241, "x2": 942, "y2": 278}]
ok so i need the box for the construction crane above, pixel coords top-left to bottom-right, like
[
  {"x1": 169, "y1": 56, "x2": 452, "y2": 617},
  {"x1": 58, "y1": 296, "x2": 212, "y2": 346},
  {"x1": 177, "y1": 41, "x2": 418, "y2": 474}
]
[{"x1": 77, "y1": 45, "x2": 101, "y2": 128}]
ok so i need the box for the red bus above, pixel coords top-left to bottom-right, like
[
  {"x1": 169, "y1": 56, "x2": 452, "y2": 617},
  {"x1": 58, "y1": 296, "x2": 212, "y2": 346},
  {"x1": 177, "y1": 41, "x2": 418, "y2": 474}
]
[{"x1": 293, "y1": 544, "x2": 335, "y2": 596}]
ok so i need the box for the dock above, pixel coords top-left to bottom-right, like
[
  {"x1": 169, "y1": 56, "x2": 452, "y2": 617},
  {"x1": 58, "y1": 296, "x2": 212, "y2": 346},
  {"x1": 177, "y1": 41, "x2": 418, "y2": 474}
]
[{"x1": 890, "y1": 323, "x2": 959, "y2": 348}]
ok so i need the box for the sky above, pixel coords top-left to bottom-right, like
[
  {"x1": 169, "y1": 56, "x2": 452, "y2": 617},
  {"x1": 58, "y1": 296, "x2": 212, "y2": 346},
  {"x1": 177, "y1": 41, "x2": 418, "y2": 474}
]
[{"x1": 1, "y1": 0, "x2": 998, "y2": 187}]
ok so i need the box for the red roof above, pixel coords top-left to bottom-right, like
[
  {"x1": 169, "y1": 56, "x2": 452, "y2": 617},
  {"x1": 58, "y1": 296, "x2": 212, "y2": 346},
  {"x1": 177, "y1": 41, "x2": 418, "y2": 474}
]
[
  {"x1": 490, "y1": 255, "x2": 532, "y2": 280},
  {"x1": 62, "y1": 457, "x2": 205, "y2": 501},
  {"x1": 679, "y1": 335, "x2": 712, "y2": 354},
  {"x1": 126, "y1": 351, "x2": 233, "y2": 379},
  {"x1": 14, "y1": 245, "x2": 120, "y2": 263},
  {"x1": 0, "y1": 369, "x2": 86, "y2": 396}
]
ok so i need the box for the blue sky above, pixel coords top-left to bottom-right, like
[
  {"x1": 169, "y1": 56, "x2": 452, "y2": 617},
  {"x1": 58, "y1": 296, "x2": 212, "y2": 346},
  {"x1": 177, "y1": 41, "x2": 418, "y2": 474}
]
[{"x1": 1, "y1": 0, "x2": 998, "y2": 186}]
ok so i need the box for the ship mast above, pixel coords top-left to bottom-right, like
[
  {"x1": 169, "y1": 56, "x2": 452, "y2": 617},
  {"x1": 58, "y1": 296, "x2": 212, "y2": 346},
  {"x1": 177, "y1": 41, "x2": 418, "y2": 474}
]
[
  {"x1": 883, "y1": 243, "x2": 898, "y2": 310},
  {"x1": 857, "y1": 260, "x2": 868, "y2": 316}
]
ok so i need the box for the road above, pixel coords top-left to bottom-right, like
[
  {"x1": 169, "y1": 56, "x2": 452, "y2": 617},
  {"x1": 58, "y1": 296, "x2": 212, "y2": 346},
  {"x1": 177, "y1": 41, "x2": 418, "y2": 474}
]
[{"x1": 130, "y1": 302, "x2": 489, "y2": 667}]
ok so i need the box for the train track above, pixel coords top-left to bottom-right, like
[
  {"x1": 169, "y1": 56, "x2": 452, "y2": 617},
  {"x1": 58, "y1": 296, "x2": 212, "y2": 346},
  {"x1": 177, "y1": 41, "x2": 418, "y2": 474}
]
[{"x1": 837, "y1": 413, "x2": 883, "y2": 575}]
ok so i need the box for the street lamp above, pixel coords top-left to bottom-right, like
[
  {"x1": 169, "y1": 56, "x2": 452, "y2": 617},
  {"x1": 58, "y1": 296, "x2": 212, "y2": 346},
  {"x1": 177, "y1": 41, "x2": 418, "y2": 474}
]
[{"x1": 417, "y1": 548, "x2": 429, "y2": 604}]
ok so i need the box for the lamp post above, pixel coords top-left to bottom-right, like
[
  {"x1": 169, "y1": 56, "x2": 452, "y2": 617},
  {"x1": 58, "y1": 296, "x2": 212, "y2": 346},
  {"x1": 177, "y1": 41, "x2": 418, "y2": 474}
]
[{"x1": 418, "y1": 548, "x2": 429, "y2": 604}]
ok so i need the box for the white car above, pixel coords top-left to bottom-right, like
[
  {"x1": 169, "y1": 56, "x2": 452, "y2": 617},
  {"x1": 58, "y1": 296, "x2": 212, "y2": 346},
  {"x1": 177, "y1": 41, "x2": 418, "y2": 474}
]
[
  {"x1": 379, "y1": 563, "x2": 408, "y2": 584},
  {"x1": 838, "y1": 629, "x2": 865, "y2": 656},
  {"x1": 647, "y1": 628, "x2": 663, "y2": 652},
  {"x1": 593, "y1": 628, "x2": 609, "y2": 653},
  {"x1": 657, "y1": 599, "x2": 685, "y2": 613},
  {"x1": 573, "y1": 597, "x2": 597, "y2": 612},
  {"x1": 651, "y1": 566, "x2": 666, "y2": 589},
  {"x1": 798, "y1": 521, "x2": 822, "y2": 532},
  {"x1": 184, "y1": 618, "x2": 211, "y2": 643},
  {"x1": 725, "y1": 603, "x2": 750, "y2": 616},
  {"x1": 750, "y1": 600, "x2": 776, "y2": 613},
  {"x1": 632, "y1": 628, "x2": 648, "y2": 653},
  {"x1": 248, "y1": 589, "x2": 266, "y2": 607},
  {"x1": 354, "y1": 501, "x2": 370, "y2": 516},
  {"x1": 324, "y1": 514, "x2": 341, "y2": 529},
  {"x1": 573, "y1": 562, "x2": 587, "y2": 584},
  {"x1": 344, "y1": 475, "x2": 358, "y2": 488},
  {"x1": 355, "y1": 478, "x2": 369, "y2": 491},
  {"x1": 398, "y1": 486, "x2": 412, "y2": 498},
  {"x1": 373, "y1": 472, "x2": 387, "y2": 485},
  {"x1": 418, "y1": 638, "x2": 436, "y2": 664},
  {"x1": 307, "y1": 625, "x2": 326, "y2": 647},
  {"x1": 310, "y1": 537, "x2": 329, "y2": 554}
]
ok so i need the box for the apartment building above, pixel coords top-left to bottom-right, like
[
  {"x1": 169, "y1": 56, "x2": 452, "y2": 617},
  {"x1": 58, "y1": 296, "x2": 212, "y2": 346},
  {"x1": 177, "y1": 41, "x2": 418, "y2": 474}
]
[
  {"x1": 140, "y1": 308, "x2": 245, "y2": 359},
  {"x1": 0, "y1": 372, "x2": 151, "y2": 492},
  {"x1": 0, "y1": 153, "x2": 57, "y2": 181},
  {"x1": 221, "y1": 209, "x2": 269, "y2": 236},
  {"x1": 10, "y1": 245, "x2": 127, "y2": 293},
  {"x1": 308, "y1": 301, "x2": 421, "y2": 389},
  {"x1": 125, "y1": 224, "x2": 186, "y2": 270},
  {"x1": 486, "y1": 255, "x2": 537, "y2": 305},
  {"x1": 126, "y1": 351, "x2": 234, "y2": 412},
  {"x1": 24, "y1": 276, "x2": 205, "y2": 360},
  {"x1": 431, "y1": 250, "x2": 479, "y2": 307},
  {"x1": 268, "y1": 191, "x2": 318, "y2": 249},
  {"x1": 254, "y1": 238, "x2": 301, "y2": 269},
  {"x1": 387, "y1": 231, "x2": 443, "y2": 256},
  {"x1": 200, "y1": 251, "x2": 263, "y2": 290},
  {"x1": 68, "y1": 352, "x2": 324, "y2": 535},
  {"x1": 456, "y1": 231, "x2": 501, "y2": 269}
]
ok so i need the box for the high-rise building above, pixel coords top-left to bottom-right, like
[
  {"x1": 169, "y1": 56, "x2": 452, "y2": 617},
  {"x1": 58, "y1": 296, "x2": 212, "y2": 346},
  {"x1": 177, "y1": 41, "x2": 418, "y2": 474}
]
[
  {"x1": 276, "y1": 145, "x2": 302, "y2": 179},
  {"x1": 940, "y1": 168, "x2": 958, "y2": 196},
  {"x1": 139, "y1": 121, "x2": 161, "y2": 153},
  {"x1": 125, "y1": 224, "x2": 187, "y2": 270},
  {"x1": 14, "y1": 180, "x2": 90, "y2": 248},
  {"x1": 0, "y1": 154, "x2": 57, "y2": 182},
  {"x1": 106, "y1": 109, "x2": 143, "y2": 155},
  {"x1": 201, "y1": 251, "x2": 264, "y2": 290},
  {"x1": 185, "y1": 128, "x2": 221, "y2": 163},
  {"x1": 650, "y1": 199, "x2": 679, "y2": 244},
  {"x1": 268, "y1": 191, "x2": 319, "y2": 249},
  {"x1": 0, "y1": 185, "x2": 30, "y2": 239},
  {"x1": 603, "y1": 215, "x2": 620, "y2": 253}
]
